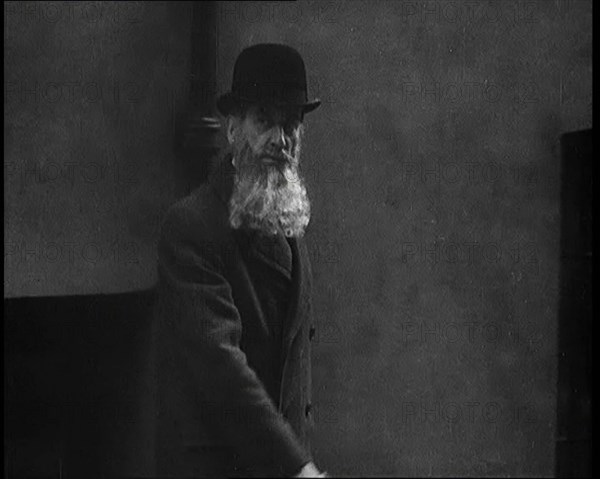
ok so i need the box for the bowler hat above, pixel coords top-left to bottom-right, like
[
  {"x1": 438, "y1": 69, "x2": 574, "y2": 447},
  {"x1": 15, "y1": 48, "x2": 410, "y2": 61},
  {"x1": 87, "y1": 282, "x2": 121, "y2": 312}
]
[{"x1": 217, "y1": 43, "x2": 321, "y2": 116}]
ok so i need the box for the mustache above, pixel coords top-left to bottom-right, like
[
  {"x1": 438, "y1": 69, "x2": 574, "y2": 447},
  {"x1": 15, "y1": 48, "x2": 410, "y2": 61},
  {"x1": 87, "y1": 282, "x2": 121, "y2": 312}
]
[
  {"x1": 232, "y1": 138, "x2": 303, "y2": 187},
  {"x1": 260, "y1": 150, "x2": 295, "y2": 167}
]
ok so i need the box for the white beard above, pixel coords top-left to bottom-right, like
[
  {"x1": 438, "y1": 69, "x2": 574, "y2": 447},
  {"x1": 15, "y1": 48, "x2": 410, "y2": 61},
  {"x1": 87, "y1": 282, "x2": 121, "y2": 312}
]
[{"x1": 228, "y1": 139, "x2": 311, "y2": 238}]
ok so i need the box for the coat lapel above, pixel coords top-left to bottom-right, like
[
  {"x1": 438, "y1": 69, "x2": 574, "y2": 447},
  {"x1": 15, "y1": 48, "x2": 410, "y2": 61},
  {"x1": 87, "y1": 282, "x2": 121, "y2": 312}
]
[
  {"x1": 278, "y1": 235, "x2": 311, "y2": 413},
  {"x1": 242, "y1": 231, "x2": 293, "y2": 282},
  {"x1": 282, "y1": 236, "x2": 310, "y2": 356},
  {"x1": 208, "y1": 153, "x2": 309, "y2": 353}
]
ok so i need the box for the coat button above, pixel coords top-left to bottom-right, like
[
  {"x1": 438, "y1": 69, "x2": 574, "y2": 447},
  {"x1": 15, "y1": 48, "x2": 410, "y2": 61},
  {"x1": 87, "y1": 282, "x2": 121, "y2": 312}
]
[
  {"x1": 309, "y1": 325, "x2": 316, "y2": 341},
  {"x1": 305, "y1": 403, "x2": 313, "y2": 418}
]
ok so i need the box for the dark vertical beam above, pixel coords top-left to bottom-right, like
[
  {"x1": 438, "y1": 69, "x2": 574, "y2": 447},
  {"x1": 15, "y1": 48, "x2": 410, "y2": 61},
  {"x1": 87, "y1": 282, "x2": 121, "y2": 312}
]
[
  {"x1": 191, "y1": 1, "x2": 217, "y2": 112},
  {"x1": 176, "y1": 1, "x2": 221, "y2": 193}
]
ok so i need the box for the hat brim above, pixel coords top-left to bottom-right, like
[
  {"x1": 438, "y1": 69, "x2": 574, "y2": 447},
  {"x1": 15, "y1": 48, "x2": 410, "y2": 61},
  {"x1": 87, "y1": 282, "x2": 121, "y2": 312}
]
[{"x1": 216, "y1": 93, "x2": 321, "y2": 116}]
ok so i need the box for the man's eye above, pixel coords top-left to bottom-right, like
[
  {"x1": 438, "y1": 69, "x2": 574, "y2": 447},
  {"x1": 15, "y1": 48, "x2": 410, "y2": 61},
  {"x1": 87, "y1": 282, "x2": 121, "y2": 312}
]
[{"x1": 285, "y1": 122, "x2": 299, "y2": 134}]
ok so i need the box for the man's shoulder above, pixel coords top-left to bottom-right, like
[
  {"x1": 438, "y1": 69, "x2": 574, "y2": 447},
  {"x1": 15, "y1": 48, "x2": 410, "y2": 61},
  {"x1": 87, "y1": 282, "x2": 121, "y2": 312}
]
[{"x1": 160, "y1": 182, "x2": 229, "y2": 244}]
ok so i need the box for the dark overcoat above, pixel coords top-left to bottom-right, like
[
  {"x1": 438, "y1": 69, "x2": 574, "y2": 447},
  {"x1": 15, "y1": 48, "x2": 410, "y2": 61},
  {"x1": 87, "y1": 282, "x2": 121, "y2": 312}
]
[{"x1": 154, "y1": 154, "x2": 316, "y2": 477}]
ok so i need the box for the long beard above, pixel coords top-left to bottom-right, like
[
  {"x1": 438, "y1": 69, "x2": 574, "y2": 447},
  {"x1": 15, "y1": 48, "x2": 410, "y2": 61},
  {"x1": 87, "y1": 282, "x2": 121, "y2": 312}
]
[{"x1": 228, "y1": 139, "x2": 311, "y2": 238}]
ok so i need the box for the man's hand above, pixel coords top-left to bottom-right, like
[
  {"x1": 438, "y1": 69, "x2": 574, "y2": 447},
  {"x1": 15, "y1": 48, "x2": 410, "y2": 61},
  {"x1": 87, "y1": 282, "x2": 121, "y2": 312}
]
[{"x1": 294, "y1": 461, "x2": 327, "y2": 477}]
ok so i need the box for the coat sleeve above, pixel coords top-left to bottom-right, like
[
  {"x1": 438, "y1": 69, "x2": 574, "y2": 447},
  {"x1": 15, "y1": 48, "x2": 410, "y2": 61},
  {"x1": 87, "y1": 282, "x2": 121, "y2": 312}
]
[{"x1": 156, "y1": 206, "x2": 312, "y2": 477}]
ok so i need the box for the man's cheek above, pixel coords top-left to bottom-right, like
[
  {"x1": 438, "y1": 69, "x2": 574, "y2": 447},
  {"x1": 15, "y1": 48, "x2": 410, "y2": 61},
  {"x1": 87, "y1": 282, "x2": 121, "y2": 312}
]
[{"x1": 254, "y1": 137, "x2": 270, "y2": 156}]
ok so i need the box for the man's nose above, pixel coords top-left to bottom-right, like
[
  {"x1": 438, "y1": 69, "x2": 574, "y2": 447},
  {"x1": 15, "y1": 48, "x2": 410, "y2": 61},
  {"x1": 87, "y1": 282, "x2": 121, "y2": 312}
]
[{"x1": 268, "y1": 125, "x2": 287, "y2": 149}]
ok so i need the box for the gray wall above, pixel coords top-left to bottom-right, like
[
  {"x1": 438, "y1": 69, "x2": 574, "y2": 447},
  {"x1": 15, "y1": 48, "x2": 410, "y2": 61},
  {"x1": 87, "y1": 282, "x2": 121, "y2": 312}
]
[
  {"x1": 215, "y1": 1, "x2": 591, "y2": 476},
  {"x1": 4, "y1": 1, "x2": 592, "y2": 476},
  {"x1": 4, "y1": 1, "x2": 191, "y2": 297}
]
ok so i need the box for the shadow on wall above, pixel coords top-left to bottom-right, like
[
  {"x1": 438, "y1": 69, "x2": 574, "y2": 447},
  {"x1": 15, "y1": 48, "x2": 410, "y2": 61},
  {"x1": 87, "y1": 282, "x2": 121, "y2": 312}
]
[
  {"x1": 4, "y1": 290, "x2": 158, "y2": 477},
  {"x1": 556, "y1": 129, "x2": 592, "y2": 478}
]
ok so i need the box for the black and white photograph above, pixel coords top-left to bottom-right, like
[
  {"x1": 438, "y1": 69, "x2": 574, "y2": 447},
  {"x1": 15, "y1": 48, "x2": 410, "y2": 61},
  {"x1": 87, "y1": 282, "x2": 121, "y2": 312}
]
[{"x1": 4, "y1": 1, "x2": 592, "y2": 477}]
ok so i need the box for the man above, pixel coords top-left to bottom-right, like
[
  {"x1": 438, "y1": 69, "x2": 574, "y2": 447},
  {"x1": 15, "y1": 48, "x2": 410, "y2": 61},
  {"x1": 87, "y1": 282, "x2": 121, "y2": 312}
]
[{"x1": 154, "y1": 44, "x2": 326, "y2": 477}]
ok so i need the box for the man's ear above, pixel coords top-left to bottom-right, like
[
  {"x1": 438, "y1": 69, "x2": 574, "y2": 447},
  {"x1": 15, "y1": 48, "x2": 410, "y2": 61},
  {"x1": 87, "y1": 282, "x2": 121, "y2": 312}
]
[{"x1": 226, "y1": 116, "x2": 238, "y2": 145}]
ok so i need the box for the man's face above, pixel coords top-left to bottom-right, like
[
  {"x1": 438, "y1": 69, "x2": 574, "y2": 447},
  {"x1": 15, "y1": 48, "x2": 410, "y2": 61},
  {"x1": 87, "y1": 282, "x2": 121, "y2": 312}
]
[
  {"x1": 226, "y1": 103, "x2": 311, "y2": 238},
  {"x1": 231, "y1": 103, "x2": 303, "y2": 166}
]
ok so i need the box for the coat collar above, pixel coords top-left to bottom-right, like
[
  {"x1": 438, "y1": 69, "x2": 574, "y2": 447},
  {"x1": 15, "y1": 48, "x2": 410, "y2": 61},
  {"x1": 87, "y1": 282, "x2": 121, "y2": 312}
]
[{"x1": 209, "y1": 151, "x2": 236, "y2": 208}]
